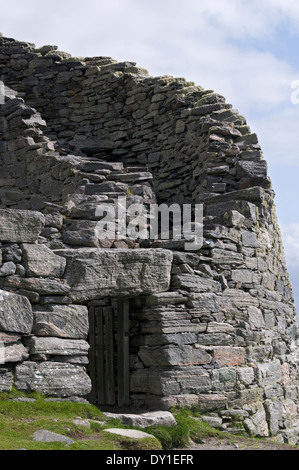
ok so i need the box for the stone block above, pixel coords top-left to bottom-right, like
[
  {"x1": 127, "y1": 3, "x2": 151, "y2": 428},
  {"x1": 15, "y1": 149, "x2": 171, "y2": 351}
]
[
  {"x1": 59, "y1": 248, "x2": 173, "y2": 302},
  {"x1": 32, "y1": 304, "x2": 88, "y2": 339},
  {"x1": 237, "y1": 367, "x2": 255, "y2": 386},
  {"x1": 257, "y1": 360, "x2": 282, "y2": 386},
  {"x1": 171, "y1": 274, "x2": 221, "y2": 293},
  {"x1": 22, "y1": 244, "x2": 66, "y2": 278},
  {"x1": 0, "y1": 289, "x2": 33, "y2": 334},
  {"x1": 198, "y1": 394, "x2": 228, "y2": 412},
  {"x1": 15, "y1": 362, "x2": 91, "y2": 397},
  {"x1": 138, "y1": 345, "x2": 211, "y2": 367},
  {"x1": 211, "y1": 367, "x2": 237, "y2": 391},
  {"x1": 244, "y1": 402, "x2": 269, "y2": 437},
  {"x1": 23, "y1": 336, "x2": 89, "y2": 356},
  {"x1": 187, "y1": 293, "x2": 221, "y2": 311},
  {"x1": 4, "y1": 276, "x2": 71, "y2": 295},
  {"x1": 0, "y1": 210, "x2": 44, "y2": 243},
  {"x1": 213, "y1": 346, "x2": 246, "y2": 367}
]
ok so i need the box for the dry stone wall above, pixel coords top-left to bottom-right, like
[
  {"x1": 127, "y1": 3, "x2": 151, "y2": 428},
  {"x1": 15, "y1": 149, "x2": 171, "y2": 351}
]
[{"x1": 0, "y1": 35, "x2": 299, "y2": 443}]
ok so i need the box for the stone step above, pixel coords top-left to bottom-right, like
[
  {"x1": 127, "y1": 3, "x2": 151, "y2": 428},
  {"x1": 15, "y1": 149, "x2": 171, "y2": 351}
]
[
  {"x1": 84, "y1": 182, "x2": 128, "y2": 196},
  {"x1": 78, "y1": 160, "x2": 124, "y2": 172},
  {"x1": 108, "y1": 171, "x2": 153, "y2": 183}
]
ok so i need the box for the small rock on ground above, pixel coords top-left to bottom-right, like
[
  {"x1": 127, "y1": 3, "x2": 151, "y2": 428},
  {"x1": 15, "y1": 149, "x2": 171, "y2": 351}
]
[
  {"x1": 33, "y1": 430, "x2": 75, "y2": 446},
  {"x1": 104, "y1": 429, "x2": 156, "y2": 440}
]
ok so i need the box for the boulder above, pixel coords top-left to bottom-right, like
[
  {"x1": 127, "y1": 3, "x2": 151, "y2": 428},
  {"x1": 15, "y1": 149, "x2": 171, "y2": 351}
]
[{"x1": 33, "y1": 430, "x2": 75, "y2": 446}]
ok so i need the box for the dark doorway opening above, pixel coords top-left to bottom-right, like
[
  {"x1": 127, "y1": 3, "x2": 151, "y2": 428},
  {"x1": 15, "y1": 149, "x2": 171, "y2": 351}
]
[{"x1": 88, "y1": 299, "x2": 130, "y2": 407}]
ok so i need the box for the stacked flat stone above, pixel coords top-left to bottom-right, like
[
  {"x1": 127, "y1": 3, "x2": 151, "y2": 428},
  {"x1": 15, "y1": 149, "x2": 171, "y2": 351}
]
[{"x1": 0, "y1": 35, "x2": 298, "y2": 444}]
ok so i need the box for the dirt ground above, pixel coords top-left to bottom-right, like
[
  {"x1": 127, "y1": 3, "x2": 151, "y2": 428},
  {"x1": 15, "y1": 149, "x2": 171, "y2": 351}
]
[{"x1": 185, "y1": 436, "x2": 299, "y2": 451}]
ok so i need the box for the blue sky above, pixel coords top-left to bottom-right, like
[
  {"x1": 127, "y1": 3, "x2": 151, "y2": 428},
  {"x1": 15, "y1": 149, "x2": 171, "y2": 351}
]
[{"x1": 1, "y1": 0, "x2": 299, "y2": 309}]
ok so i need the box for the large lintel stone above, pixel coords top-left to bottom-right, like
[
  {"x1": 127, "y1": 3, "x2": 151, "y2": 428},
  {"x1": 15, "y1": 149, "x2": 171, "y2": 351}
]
[{"x1": 58, "y1": 248, "x2": 173, "y2": 302}]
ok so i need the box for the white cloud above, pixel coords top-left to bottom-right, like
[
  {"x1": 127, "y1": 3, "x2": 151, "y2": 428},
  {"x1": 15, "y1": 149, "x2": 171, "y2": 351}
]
[{"x1": 280, "y1": 224, "x2": 299, "y2": 268}]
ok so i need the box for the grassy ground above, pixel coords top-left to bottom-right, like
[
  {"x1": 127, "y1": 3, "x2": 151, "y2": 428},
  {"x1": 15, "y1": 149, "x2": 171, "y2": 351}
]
[
  {"x1": 0, "y1": 390, "x2": 162, "y2": 450},
  {"x1": 0, "y1": 390, "x2": 298, "y2": 451}
]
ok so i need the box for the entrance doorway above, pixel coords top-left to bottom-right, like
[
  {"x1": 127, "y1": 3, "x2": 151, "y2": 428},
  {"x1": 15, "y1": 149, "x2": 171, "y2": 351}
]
[{"x1": 88, "y1": 299, "x2": 130, "y2": 407}]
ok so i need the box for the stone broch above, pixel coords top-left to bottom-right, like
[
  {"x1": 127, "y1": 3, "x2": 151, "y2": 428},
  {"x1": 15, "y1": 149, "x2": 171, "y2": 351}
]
[{"x1": 0, "y1": 34, "x2": 299, "y2": 444}]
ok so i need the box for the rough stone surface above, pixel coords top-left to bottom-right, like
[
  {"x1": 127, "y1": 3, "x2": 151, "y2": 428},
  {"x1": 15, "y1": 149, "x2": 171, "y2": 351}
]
[
  {"x1": 0, "y1": 290, "x2": 33, "y2": 334},
  {"x1": 103, "y1": 429, "x2": 156, "y2": 440},
  {"x1": 0, "y1": 210, "x2": 44, "y2": 243},
  {"x1": 22, "y1": 244, "x2": 66, "y2": 278},
  {"x1": 14, "y1": 362, "x2": 91, "y2": 397},
  {"x1": 33, "y1": 430, "x2": 75, "y2": 446},
  {"x1": 102, "y1": 411, "x2": 177, "y2": 428},
  {"x1": 32, "y1": 304, "x2": 89, "y2": 339},
  {"x1": 61, "y1": 248, "x2": 173, "y2": 302},
  {"x1": 23, "y1": 336, "x2": 89, "y2": 357}
]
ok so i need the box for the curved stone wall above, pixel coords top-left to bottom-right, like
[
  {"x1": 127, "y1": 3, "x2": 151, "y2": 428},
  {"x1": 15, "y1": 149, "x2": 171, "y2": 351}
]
[{"x1": 0, "y1": 35, "x2": 299, "y2": 442}]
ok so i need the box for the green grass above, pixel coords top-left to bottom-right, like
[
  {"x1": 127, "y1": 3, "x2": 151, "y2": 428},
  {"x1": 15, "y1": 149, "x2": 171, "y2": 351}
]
[
  {"x1": 0, "y1": 391, "x2": 162, "y2": 451},
  {"x1": 146, "y1": 408, "x2": 224, "y2": 450},
  {"x1": 3, "y1": 391, "x2": 273, "y2": 451}
]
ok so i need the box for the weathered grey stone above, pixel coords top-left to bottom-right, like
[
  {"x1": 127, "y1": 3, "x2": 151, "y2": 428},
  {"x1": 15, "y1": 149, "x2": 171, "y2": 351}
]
[
  {"x1": 0, "y1": 262, "x2": 16, "y2": 277},
  {"x1": 130, "y1": 368, "x2": 180, "y2": 396},
  {"x1": 172, "y1": 274, "x2": 221, "y2": 293},
  {"x1": 211, "y1": 249, "x2": 244, "y2": 266},
  {"x1": 0, "y1": 210, "x2": 44, "y2": 242},
  {"x1": 244, "y1": 402, "x2": 269, "y2": 437},
  {"x1": 103, "y1": 411, "x2": 176, "y2": 428},
  {"x1": 247, "y1": 306, "x2": 265, "y2": 329},
  {"x1": 187, "y1": 293, "x2": 221, "y2": 311},
  {"x1": 23, "y1": 336, "x2": 89, "y2": 356},
  {"x1": 237, "y1": 367, "x2": 255, "y2": 386},
  {"x1": 138, "y1": 345, "x2": 211, "y2": 367},
  {"x1": 33, "y1": 430, "x2": 75, "y2": 446},
  {"x1": 73, "y1": 419, "x2": 91, "y2": 428},
  {"x1": 221, "y1": 289, "x2": 259, "y2": 309},
  {"x1": 200, "y1": 416, "x2": 223, "y2": 429},
  {"x1": 257, "y1": 360, "x2": 282, "y2": 386},
  {"x1": 2, "y1": 341, "x2": 29, "y2": 363},
  {"x1": 15, "y1": 362, "x2": 91, "y2": 397},
  {"x1": 211, "y1": 367, "x2": 237, "y2": 392},
  {"x1": 241, "y1": 230, "x2": 259, "y2": 247},
  {"x1": 0, "y1": 289, "x2": 33, "y2": 334},
  {"x1": 22, "y1": 244, "x2": 66, "y2": 278},
  {"x1": 59, "y1": 248, "x2": 173, "y2": 302},
  {"x1": 104, "y1": 429, "x2": 157, "y2": 440},
  {"x1": 4, "y1": 276, "x2": 71, "y2": 295},
  {"x1": 32, "y1": 304, "x2": 88, "y2": 339},
  {"x1": 0, "y1": 36, "x2": 298, "y2": 444},
  {"x1": 0, "y1": 367, "x2": 13, "y2": 391}
]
